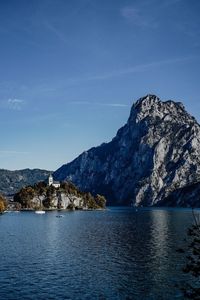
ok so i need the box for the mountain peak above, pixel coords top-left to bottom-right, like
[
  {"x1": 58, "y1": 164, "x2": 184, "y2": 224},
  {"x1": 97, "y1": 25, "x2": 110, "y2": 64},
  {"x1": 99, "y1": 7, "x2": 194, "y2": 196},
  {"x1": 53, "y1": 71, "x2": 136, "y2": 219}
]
[
  {"x1": 134, "y1": 94, "x2": 185, "y2": 111},
  {"x1": 54, "y1": 94, "x2": 200, "y2": 207},
  {"x1": 129, "y1": 94, "x2": 193, "y2": 126},
  {"x1": 135, "y1": 94, "x2": 160, "y2": 107}
]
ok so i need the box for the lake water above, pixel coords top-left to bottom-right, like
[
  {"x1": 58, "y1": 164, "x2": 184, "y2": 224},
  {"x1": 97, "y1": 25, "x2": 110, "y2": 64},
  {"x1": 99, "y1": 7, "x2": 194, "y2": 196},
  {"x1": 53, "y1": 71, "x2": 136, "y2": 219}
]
[{"x1": 0, "y1": 207, "x2": 197, "y2": 299}]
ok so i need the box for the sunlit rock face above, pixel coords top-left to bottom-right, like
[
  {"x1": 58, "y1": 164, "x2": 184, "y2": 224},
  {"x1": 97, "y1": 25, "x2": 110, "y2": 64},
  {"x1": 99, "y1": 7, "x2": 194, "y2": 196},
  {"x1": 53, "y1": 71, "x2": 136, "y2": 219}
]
[
  {"x1": 31, "y1": 193, "x2": 83, "y2": 209},
  {"x1": 54, "y1": 94, "x2": 200, "y2": 206}
]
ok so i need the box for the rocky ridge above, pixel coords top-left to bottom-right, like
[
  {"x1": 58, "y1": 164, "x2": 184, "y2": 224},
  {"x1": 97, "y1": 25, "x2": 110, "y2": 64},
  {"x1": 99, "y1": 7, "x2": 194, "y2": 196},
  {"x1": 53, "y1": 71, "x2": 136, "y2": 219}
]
[
  {"x1": 0, "y1": 168, "x2": 51, "y2": 196},
  {"x1": 54, "y1": 94, "x2": 200, "y2": 207}
]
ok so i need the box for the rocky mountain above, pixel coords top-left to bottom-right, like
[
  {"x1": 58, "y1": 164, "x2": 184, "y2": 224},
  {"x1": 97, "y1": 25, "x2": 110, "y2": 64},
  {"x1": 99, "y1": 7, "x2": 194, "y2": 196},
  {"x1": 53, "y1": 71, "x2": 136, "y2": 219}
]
[
  {"x1": 54, "y1": 94, "x2": 200, "y2": 207},
  {"x1": 0, "y1": 168, "x2": 51, "y2": 196}
]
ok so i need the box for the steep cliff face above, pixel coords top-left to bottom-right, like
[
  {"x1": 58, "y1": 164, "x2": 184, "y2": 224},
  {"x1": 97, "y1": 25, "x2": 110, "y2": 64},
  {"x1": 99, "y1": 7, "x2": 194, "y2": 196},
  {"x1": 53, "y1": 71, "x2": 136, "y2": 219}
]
[
  {"x1": 24, "y1": 193, "x2": 83, "y2": 210},
  {"x1": 54, "y1": 95, "x2": 200, "y2": 206},
  {"x1": 157, "y1": 182, "x2": 200, "y2": 207}
]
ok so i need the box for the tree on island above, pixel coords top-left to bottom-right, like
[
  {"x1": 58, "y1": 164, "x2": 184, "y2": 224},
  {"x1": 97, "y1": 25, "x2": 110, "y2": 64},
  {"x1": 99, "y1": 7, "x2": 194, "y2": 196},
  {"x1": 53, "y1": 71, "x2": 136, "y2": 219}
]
[
  {"x1": 0, "y1": 194, "x2": 7, "y2": 213},
  {"x1": 43, "y1": 185, "x2": 56, "y2": 208},
  {"x1": 34, "y1": 181, "x2": 47, "y2": 208},
  {"x1": 177, "y1": 211, "x2": 200, "y2": 299},
  {"x1": 14, "y1": 186, "x2": 35, "y2": 208},
  {"x1": 95, "y1": 194, "x2": 106, "y2": 209}
]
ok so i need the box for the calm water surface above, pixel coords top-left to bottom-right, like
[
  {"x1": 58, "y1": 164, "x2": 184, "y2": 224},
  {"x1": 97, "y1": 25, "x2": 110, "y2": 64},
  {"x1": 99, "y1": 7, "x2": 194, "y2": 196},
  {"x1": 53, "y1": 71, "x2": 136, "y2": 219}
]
[{"x1": 0, "y1": 207, "x2": 197, "y2": 299}]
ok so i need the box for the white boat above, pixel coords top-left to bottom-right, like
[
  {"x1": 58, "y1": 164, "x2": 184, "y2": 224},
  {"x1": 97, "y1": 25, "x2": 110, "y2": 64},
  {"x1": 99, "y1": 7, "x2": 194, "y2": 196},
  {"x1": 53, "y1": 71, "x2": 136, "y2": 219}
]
[
  {"x1": 35, "y1": 197, "x2": 45, "y2": 214},
  {"x1": 35, "y1": 210, "x2": 46, "y2": 214}
]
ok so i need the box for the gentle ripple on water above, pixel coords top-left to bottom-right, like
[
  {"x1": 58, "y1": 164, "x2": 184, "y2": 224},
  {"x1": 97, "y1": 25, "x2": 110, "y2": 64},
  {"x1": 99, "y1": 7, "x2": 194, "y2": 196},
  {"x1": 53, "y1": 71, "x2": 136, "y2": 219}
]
[{"x1": 0, "y1": 207, "x2": 197, "y2": 299}]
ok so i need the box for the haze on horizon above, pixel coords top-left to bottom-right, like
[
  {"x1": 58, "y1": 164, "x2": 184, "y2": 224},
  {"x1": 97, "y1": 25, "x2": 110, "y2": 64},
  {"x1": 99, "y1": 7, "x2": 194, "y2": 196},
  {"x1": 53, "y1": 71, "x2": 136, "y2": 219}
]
[{"x1": 0, "y1": 0, "x2": 199, "y2": 171}]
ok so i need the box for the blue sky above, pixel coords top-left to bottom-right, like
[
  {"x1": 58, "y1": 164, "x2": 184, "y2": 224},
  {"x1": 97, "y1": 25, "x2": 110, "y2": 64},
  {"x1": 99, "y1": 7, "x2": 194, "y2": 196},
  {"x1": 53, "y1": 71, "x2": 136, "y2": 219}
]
[{"x1": 0, "y1": 0, "x2": 199, "y2": 170}]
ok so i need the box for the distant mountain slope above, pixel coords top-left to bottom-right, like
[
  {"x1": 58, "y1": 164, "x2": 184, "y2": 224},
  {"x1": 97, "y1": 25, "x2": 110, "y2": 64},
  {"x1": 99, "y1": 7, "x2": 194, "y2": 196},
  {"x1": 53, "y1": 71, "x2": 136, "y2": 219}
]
[
  {"x1": 0, "y1": 168, "x2": 51, "y2": 195},
  {"x1": 54, "y1": 94, "x2": 200, "y2": 207}
]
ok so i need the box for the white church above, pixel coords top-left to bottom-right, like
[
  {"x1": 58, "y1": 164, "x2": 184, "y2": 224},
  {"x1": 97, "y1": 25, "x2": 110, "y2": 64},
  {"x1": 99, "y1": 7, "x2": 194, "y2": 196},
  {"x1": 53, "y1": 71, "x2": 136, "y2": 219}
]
[{"x1": 48, "y1": 174, "x2": 60, "y2": 188}]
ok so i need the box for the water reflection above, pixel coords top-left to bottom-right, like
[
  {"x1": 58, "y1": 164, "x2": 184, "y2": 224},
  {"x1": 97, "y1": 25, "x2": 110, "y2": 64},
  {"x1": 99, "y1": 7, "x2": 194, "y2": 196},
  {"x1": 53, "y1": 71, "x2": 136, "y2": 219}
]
[
  {"x1": 0, "y1": 208, "x2": 196, "y2": 300},
  {"x1": 150, "y1": 210, "x2": 169, "y2": 261}
]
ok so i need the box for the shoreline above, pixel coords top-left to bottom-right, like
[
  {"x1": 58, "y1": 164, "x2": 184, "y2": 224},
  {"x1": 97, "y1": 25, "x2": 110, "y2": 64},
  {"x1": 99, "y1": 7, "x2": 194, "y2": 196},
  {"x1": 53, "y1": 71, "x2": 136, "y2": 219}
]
[{"x1": 5, "y1": 207, "x2": 106, "y2": 213}]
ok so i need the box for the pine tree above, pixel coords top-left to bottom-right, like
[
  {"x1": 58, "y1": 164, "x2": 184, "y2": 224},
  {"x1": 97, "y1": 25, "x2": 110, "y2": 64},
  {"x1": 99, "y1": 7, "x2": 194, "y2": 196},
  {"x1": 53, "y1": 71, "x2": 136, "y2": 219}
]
[{"x1": 177, "y1": 211, "x2": 200, "y2": 299}]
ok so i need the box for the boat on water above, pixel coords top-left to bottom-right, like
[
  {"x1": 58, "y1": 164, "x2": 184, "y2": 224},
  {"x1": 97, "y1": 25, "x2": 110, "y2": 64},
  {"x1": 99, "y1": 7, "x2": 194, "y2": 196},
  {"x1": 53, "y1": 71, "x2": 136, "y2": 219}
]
[
  {"x1": 35, "y1": 210, "x2": 46, "y2": 214},
  {"x1": 5, "y1": 210, "x2": 21, "y2": 213},
  {"x1": 35, "y1": 197, "x2": 46, "y2": 214}
]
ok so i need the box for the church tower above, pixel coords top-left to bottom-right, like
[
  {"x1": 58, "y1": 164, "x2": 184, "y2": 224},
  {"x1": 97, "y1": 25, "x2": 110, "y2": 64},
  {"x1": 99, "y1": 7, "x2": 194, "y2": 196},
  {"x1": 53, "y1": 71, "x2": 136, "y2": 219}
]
[{"x1": 48, "y1": 174, "x2": 53, "y2": 186}]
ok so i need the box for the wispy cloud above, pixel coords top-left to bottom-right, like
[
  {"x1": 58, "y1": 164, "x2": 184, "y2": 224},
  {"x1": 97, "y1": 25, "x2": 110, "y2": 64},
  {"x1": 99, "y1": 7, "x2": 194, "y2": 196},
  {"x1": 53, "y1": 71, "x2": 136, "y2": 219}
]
[
  {"x1": 69, "y1": 101, "x2": 128, "y2": 108},
  {"x1": 98, "y1": 103, "x2": 128, "y2": 107},
  {"x1": 120, "y1": 6, "x2": 157, "y2": 28},
  {"x1": 7, "y1": 98, "x2": 25, "y2": 110},
  {"x1": 27, "y1": 112, "x2": 63, "y2": 124},
  {"x1": 44, "y1": 21, "x2": 68, "y2": 44},
  {"x1": 69, "y1": 101, "x2": 91, "y2": 105},
  {"x1": 121, "y1": 7, "x2": 142, "y2": 23},
  {"x1": 79, "y1": 56, "x2": 198, "y2": 82},
  {"x1": 0, "y1": 150, "x2": 29, "y2": 155},
  {"x1": 162, "y1": 0, "x2": 183, "y2": 7},
  {"x1": 15, "y1": 56, "x2": 199, "y2": 98}
]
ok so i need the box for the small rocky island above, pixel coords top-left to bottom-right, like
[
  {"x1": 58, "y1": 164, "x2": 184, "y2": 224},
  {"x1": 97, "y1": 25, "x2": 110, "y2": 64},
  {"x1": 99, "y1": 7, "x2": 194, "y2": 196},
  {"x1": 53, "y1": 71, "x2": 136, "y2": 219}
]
[{"x1": 13, "y1": 175, "x2": 106, "y2": 211}]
